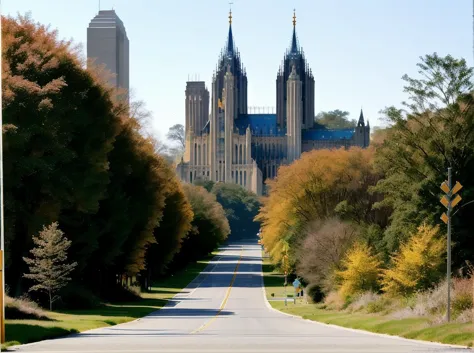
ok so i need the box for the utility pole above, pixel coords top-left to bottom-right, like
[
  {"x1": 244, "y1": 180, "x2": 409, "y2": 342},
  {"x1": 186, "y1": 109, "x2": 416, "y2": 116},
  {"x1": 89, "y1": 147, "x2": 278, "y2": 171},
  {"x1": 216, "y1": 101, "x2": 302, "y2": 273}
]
[
  {"x1": 440, "y1": 167, "x2": 462, "y2": 322},
  {"x1": 0, "y1": 0, "x2": 5, "y2": 343}
]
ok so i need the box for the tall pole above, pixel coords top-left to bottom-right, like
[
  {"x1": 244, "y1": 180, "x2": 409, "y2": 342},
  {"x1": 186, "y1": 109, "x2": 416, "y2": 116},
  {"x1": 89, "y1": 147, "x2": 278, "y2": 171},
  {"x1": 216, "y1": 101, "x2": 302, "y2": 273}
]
[
  {"x1": 0, "y1": 0, "x2": 5, "y2": 339},
  {"x1": 0, "y1": 0, "x2": 5, "y2": 343},
  {"x1": 446, "y1": 167, "x2": 452, "y2": 323}
]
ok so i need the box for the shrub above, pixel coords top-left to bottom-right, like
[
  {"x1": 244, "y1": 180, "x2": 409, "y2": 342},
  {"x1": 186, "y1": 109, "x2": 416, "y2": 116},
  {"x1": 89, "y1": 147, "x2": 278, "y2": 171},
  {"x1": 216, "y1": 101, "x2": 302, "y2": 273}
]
[
  {"x1": 306, "y1": 284, "x2": 325, "y2": 303},
  {"x1": 381, "y1": 222, "x2": 445, "y2": 296},
  {"x1": 336, "y1": 242, "x2": 381, "y2": 298},
  {"x1": 5, "y1": 295, "x2": 50, "y2": 320},
  {"x1": 58, "y1": 284, "x2": 101, "y2": 309},
  {"x1": 297, "y1": 219, "x2": 359, "y2": 293},
  {"x1": 102, "y1": 284, "x2": 142, "y2": 303}
]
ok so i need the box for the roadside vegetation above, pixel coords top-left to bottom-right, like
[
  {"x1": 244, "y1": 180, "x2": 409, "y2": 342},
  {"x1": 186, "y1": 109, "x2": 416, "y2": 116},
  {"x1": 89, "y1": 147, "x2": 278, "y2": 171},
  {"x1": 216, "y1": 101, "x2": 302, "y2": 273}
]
[
  {"x1": 258, "y1": 52, "x2": 474, "y2": 345},
  {"x1": 263, "y1": 257, "x2": 474, "y2": 347}
]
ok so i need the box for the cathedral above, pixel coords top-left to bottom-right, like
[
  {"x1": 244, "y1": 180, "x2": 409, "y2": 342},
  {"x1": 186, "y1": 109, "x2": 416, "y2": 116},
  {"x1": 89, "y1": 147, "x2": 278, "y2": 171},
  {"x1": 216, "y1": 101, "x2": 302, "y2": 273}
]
[{"x1": 176, "y1": 11, "x2": 370, "y2": 196}]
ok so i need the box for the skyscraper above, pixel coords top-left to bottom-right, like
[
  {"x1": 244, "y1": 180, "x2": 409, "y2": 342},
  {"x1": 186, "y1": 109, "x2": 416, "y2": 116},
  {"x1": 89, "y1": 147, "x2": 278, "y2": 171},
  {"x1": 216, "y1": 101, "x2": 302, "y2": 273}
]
[{"x1": 87, "y1": 10, "x2": 129, "y2": 98}]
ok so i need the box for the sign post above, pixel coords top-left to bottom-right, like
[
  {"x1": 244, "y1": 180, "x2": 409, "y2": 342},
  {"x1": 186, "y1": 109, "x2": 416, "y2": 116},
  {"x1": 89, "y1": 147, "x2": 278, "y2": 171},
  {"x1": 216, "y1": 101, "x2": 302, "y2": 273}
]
[{"x1": 439, "y1": 167, "x2": 462, "y2": 322}]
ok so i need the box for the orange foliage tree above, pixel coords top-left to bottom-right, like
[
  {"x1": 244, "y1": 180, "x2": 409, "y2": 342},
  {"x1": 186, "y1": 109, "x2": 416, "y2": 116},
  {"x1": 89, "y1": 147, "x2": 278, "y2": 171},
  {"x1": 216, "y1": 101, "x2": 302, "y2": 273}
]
[{"x1": 257, "y1": 147, "x2": 385, "y2": 269}]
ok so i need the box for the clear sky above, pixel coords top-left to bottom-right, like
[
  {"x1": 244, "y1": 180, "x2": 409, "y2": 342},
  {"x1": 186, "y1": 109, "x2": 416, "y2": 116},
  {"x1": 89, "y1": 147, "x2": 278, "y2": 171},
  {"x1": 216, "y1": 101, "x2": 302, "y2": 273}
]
[{"x1": 3, "y1": 0, "x2": 473, "y2": 141}]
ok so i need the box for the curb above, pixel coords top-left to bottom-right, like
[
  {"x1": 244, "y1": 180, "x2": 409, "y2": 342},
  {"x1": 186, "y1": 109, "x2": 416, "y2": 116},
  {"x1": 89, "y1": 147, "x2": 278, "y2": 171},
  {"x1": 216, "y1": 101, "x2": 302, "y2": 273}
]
[{"x1": 259, "y1": 266, "x2": 471, "y2": 351}]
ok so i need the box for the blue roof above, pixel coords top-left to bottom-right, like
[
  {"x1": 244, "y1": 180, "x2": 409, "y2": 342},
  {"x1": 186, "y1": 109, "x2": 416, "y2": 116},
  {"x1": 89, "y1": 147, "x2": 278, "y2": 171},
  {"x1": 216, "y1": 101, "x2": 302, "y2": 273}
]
[
  {"x1": 303, "y1": 129, "x2": 355, "y2": 140},
  {"x1": 235, "y1": 114, "x2": 286, "y2": 136}
]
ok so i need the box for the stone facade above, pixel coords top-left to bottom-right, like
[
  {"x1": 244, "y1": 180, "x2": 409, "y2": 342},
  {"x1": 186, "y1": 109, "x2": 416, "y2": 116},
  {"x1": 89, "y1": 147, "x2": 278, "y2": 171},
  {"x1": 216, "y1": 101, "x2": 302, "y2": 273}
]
[{"x1": 177, "y1": 12, "x2": 370, "y2": 196}]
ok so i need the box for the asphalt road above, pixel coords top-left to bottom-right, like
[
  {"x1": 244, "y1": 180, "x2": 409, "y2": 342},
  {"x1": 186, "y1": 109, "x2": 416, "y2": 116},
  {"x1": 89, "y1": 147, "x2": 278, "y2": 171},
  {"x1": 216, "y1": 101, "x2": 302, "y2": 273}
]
[{"x1": 15, "y1": 239, "x2": 466, "y2": 353}]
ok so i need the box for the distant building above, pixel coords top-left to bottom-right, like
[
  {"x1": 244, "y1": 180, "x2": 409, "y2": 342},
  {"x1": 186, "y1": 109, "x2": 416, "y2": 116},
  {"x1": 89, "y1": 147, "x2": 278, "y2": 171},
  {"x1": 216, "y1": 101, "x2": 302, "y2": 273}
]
[
  {"x1": 87, "y1": 10, "x2": 129, "y2": 99},
  {"x1": 176, "y1": 11, "x2": 370, "y2": 196}
]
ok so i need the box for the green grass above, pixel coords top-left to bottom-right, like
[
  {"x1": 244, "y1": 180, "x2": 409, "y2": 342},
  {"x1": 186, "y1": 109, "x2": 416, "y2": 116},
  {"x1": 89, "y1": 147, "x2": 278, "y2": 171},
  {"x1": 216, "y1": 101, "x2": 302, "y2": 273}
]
[
  {"x1": 2, "y1": 256, "x2": 213, "y2": 350},
  {"x1": 262, "y1": 253, "x2": 474, "y2": 347}
]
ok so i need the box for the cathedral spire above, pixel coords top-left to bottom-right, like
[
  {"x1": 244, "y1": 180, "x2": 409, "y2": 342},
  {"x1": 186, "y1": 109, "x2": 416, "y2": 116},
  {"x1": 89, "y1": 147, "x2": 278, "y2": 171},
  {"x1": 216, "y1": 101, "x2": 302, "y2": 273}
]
[
  {"x1": 290, "y1": 9, "x2": 298, "y2": 54},
  {"x1": 358, "y1": 109, "x2": 365, "y2": 127},
  {"x1": 226, "y1": 8, "x2": 234, "y2": 54}
]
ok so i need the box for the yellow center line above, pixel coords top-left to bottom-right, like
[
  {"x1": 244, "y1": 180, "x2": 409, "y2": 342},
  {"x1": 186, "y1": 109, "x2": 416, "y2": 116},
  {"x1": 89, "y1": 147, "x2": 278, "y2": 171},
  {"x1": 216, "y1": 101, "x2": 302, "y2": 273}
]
[{"x1": 191, "y1": 248, "x2": 243, "y2": 334}]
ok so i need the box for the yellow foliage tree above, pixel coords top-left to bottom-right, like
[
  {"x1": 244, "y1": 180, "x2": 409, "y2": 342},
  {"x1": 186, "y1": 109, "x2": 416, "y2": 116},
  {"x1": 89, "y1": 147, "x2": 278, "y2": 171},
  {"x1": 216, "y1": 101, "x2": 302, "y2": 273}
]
[
  {"x1": 381, "y1": 222, "x2": 445, "y2": 296},
  {"x1": 336, "y1": 242, "x2": 382, "y2": 297}
]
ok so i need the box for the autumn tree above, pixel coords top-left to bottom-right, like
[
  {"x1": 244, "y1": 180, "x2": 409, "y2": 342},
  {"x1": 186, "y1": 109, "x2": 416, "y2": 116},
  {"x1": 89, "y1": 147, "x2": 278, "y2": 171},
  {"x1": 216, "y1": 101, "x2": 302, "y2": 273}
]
[
  {"x1": 314, "y1": 110, "x2": 356, "y2": 129},
  {"x1": 257, "y1": 147, "x2": 385, "y2": 267},
  {"x1": 144, "y1": 170, "x2": 193, "y2": 283},
  {"x1": 23, "y1": 223, "x2": 77, "y2": 310},
  {"x1": 336, "y1": 242, "x2": 382, "y2": 298},
  {"x1": 2, "y1": 15, "x2": 122, "y2": 295},
  {"x1": 374, "y1": 53, "x2": 474, "y2": 267},
  {"x1": 381, "y1": 223, "x2": 445, "y2": 296}
]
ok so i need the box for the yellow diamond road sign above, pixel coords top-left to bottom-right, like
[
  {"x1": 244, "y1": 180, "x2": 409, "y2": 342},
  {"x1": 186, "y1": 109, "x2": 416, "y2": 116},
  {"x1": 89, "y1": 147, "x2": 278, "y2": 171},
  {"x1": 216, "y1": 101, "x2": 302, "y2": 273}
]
[
  {"x1": 440, "y1": 181, "x2": 450, "y2": 194},
  {"x1": 440, "y1": 212, "x2": 448, "y2": 224},
  {"x1": 452, "y1": 181, "x2": 463, "y2": 195},
  {"x1": 451, "y1": 194, "x2": 462, "y2": 208},
  {"x1": 440, "y1": 195, "x2": 449, "y2": 208}
]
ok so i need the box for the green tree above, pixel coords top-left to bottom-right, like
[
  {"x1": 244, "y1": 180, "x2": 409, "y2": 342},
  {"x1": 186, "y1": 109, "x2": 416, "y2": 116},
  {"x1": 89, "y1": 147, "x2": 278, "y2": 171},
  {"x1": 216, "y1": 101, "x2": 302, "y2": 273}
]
[
  {"x1": 374, "y1": 53, "x2": 474, "y2": 268},
  {"x1": 315, "y1": 110, "x2": 356, "y2": 129},
  {"x1": 23, "y1": 223, "x2": 77, "y2": 311},
  {"x1": 3, "y1": 15, "x2": 122, "y2": 295},
  {"x1": 170, "y1": 185, "x2": 230, "y2": 269},
  {"x1": 211, "y1": 183, "x2": 261, "y2": 241}
]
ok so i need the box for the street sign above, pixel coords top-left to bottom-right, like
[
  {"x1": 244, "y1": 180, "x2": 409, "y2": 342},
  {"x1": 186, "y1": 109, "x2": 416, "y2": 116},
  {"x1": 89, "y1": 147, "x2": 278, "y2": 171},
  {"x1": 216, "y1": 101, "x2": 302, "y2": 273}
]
[
  {"x1": 440, "y1": 196, "x2": 449, "y2": 208},
  {"x1": 452, "y1": 181, "x2": 463, "y2": 195},
  {"x1": 440, "y1": 181, "x2": 450, "y2": 194},
  {"x1": 451, "y1": 194, "x2": 462, "y2": 208},
  {"x1": 439, "y1": 168, "x2": 462, "y2": 323},
  {"x1": 440, "y1": 212, "x2": 448, "y2": 224}
]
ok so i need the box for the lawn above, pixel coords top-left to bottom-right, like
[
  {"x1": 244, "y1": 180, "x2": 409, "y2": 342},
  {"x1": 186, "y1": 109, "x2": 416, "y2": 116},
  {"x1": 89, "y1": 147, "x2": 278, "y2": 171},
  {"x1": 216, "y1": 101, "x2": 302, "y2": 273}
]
[
  {"x1": 3, "y1": 256, "x2": 213, "y2": 350},
  {"x1": 262, "y1": 253, "x2": 474, "y2": 348}
]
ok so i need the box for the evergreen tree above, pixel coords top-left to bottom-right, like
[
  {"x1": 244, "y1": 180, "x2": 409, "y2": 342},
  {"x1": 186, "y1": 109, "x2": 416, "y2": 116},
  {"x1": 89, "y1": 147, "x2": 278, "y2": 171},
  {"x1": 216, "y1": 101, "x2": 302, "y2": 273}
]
[{"x1": 23, "y1": 223, "x2": 77, "y2": 311}]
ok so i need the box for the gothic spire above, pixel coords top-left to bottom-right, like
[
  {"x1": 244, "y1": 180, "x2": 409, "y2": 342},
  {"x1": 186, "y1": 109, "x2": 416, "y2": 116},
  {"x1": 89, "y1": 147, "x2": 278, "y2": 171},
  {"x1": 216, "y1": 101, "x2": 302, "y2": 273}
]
[
  {"x1": 358, "y1": 109, "x2": 365, "y2": 127},
  {"x1": 226, "y1": 9, "x2": 234, "y2": 54},
  {"x1": 290, "y1": 9, "x2": 298, "y2": 54}
]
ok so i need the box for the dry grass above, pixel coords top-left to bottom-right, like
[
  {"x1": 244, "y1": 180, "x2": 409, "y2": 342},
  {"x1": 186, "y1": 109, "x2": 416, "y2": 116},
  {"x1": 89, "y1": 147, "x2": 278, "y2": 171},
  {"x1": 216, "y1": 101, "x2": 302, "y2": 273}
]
[
  {"x1": 346, "y1": 292, "x2": 380, "y2": 312},
  {"x1": 323, "y1": 291, "x2": 345, "y2": 310},
  {"x1": 5, "y1": 295, "x2": 50, "y2": 321}
]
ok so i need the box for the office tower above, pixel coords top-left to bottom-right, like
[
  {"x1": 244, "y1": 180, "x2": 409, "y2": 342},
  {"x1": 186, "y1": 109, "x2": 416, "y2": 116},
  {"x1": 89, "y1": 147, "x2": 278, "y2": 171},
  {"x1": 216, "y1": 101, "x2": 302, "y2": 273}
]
[{"x1": 87, "y1": 10, "x2": 129, "y2": 98}]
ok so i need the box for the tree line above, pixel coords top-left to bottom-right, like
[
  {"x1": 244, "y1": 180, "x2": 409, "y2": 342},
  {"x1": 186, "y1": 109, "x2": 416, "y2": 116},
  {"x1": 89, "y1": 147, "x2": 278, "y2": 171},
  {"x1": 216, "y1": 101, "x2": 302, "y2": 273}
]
[
  {"x1": 2, "y1": 15, "x2": 246, "y2": 309},
  {"x1": 258, "y1": 53, "x2": 474, "y2": 317}
]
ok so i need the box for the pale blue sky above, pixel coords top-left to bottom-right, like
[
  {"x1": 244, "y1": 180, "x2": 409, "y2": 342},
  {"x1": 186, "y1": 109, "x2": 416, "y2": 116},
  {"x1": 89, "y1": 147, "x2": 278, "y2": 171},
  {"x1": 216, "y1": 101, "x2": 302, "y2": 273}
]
[{"x1": 3, "y1": 0, "x2": 473, "y2": 140}]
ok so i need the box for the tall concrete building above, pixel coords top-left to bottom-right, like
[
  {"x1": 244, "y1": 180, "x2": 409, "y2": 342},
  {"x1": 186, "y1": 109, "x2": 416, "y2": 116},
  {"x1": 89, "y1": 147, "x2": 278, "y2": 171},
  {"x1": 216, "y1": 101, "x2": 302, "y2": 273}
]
[
  {"x1": 87, "y1": 10, "x2": 129, "y2": 97},
  {"x1": 176, "y1": 11, "x2": 370, "y2": 196}
]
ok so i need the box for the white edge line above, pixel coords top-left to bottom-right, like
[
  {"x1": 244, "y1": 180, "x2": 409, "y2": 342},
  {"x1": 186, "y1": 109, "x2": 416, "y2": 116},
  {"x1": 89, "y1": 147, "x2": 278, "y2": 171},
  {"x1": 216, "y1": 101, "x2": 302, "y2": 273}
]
[
  {"x1": 8, "y1": 255, "x2": 223, "y2": 351},
  {"x1": 259, "y1": 256, "x2": 471, "y2": 351}
]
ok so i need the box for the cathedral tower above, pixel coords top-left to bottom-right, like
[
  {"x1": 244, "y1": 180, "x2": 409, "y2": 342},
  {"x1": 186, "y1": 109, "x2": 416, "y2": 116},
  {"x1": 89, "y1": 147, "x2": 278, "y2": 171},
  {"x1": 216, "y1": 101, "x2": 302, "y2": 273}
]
[
  {"x1": 209, "y1": 9, "x2": 249, "y2": 182},
  {"x1": 286, "y1": 65, "x2": 303, "y2": 162},
  {"x1": 276, "y1": 11, "x2": 315, "y2": 129},
  {"x1": 184, "y1": 81, "x2": 209, "y2": 163}
]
